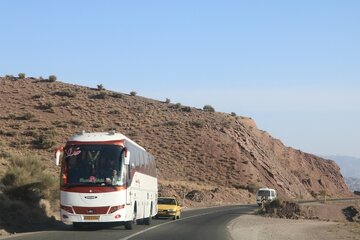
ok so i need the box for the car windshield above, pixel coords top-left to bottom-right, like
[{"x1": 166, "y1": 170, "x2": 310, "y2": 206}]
[
  {"x1": 158, "y1": 198, "x2": 176, "y2": 205},
  {"x1": 61, "y1": 144, "x2": 124, "y2": 186}
]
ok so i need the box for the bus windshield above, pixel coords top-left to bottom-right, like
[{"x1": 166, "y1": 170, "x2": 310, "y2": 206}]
[
  {"x1": 61, "y1": 144, "x2": 124, "y2": 186},
  {"x1": 257, "y1": 190, "x2": 270, "y2": 197}
]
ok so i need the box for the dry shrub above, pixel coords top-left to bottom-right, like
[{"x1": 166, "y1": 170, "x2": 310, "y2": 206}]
[
  {"x1": 48, "y1": 75, "x2": 57, "y2": 82},
  {"x1": 0, "y1": 194, "x2": 58, "y2": 232},
  {"x1": 186, "y1": 190, "x2": 204, "y2": 202},
  {"x1": 92, "y1": 123, "x2": 102, "y2": 128},
  {"x1": 109, "y1": 110, "x2": 120, "y2": 114},
  {"x1": 164, "y1": 120, "x2": 179, "y2": 126},
  {"x1": 259, "y1": 200, "x2": 301, "y2": 219},
  {"x1": 0, "y1": 154, "x2": 59, "y2": 232},
  {"x1": 18, "y1": 73, "x2": 26, "y2": 79},
  {"x1": 203, "y1": 105, "x2": 215, "y2": 112},
  {"x1": 53, "y1": 89, "x2": 76, "y2": 98},
  {"x1": 0, "y1": 154, "x2": 58, "y2": 199},
  {"x1": 0, "y1": 130, "x2": 17, "y2": 137},
  {"x1": 37, "y1": 101, "x2": 54, "y2": 112},
  {"x1": 17, "y1": 112, "x2": 35, "y2": 120},
  {"x1": 110, "y1": 92, "x2": 123, "y2": 99},
  {"x1": 31, "y1": 94, "x2": 43, "y2": 99},
  {"x1": 182, "y1": 106, "x2": 192, "y2": 112},
  {"x1": 89, "y1": 92, "x2": 107, "y2": 99},
  {"x1": 246, "y1": 183, "x2": 259, "y2": 194},
  {"x1": 97, "y1": 84, "x2": 105, "y2": 90},
  {"x1": 33, "y1": 130, "x2": 56, "y2": 149},
  {"x1": 190, "y1": 120, "x2": 204, "y2": 128},
  {"x1": 69, "y1": 119, "x2": 84, "y2": 126}
]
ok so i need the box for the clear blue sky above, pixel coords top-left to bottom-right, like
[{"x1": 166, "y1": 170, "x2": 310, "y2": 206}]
[{"x1": 1, "y1": 1, "x2": 360, "y2": 158}]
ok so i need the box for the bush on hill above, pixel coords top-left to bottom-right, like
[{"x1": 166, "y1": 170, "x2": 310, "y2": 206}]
[
  {"x1": 18, "y1": 73, "x2": 26, "y2": 79},
  {"x1": 203, "y1": 105, "x2": 215, "y2": 112},
  {"x1": 53, "y1": 89, "x2": 76, "y2": 98},
  {"x1": 97, "y1": 84, "x2": 105, "y2": 90},
  {"x1": 33, "y1": 130, "x2": 56, "y2": 149},
  {"x1": 48, "y1": 75, "x2": 57, "y2": 82},
  {"x1": 0, "y1": 154, "x2": 59, "y2": 232}
]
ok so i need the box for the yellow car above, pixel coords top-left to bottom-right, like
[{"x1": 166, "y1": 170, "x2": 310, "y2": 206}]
[{"x1": 155, "y1": 197, "x2": 181, "y2": 220}]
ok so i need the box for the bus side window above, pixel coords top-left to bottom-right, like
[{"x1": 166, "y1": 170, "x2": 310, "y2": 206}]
[
  {"x1": 146, "y1": 154, "x2": 151, "y2": 175},
  {"x1": 127, "y1": 165, "x2": 131, "y2": 181},
  {"x1": 134, "y1": 150, "x2": 139, "y2": 169}
]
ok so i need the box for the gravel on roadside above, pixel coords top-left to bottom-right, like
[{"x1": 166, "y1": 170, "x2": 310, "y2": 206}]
[{"x1": 227, "y1": 214, "x2": 360, "y2": 240}]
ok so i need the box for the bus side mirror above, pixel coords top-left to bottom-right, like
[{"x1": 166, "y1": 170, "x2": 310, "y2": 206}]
[
  {"x1": 53, "y1": 147, "x2": 63, "y2": 166},
  {"x1": 123, "y1": 148, "x2": 130, "y2": 165}
]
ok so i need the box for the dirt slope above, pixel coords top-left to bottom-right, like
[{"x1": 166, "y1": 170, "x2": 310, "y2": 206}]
[{"x1": 0, "y1": 76, "x2": 352, "y2": 206}]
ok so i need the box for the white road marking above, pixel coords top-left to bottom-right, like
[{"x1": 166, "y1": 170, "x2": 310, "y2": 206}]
[{"x1": 118, "y1": 210, "x2": 227, "y2": 240}]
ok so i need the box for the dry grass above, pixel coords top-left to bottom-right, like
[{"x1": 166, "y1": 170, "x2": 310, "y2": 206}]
[{"x1": 0, "y1": 153, "x2": 60, "y2": 233}]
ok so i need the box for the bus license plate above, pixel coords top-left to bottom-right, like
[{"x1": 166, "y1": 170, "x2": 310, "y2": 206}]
[{"x1": 84, "y1": 216, "x2": 100, "y2": 221}]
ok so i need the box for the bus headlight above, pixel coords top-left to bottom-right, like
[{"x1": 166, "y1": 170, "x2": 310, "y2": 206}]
[
  {"x1": 61, "y1": 205, "x2": 74, "y2": 214},
  {"x1": 108, "y1": 205, "x2": 125, "y2": 214}
]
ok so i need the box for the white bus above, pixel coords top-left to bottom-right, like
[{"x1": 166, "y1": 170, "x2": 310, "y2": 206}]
[{"x1": 53, "y1": 131, "x2": 158, "y2": 229}]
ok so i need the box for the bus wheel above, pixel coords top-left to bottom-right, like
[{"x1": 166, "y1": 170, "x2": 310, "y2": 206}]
[
  {"x1": 144, "y1": 217, "x2": 151, "y2": 225},
  {"x1": 73, "y1": 222, "x2": 83, "y2": 230},
  {"x1": 124, "y1": 221, "x2": 133, "y2": 230},
  {"x1": 144, "y1": 205, "x2": 152, "y2": 225},
  {"x1": 125, "y1": 205, "x2": 137, "y2": 230}
]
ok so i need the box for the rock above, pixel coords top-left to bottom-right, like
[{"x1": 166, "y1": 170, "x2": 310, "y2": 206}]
[
  {"x1": 342, "y1": 206, "x2": 360, "y2": 222},
  {"x1": 186, "y1": 190, "x2": 204, "y2": 202}
]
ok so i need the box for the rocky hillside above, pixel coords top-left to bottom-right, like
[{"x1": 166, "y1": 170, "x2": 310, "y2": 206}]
[
  {"x1": 325, "y1": 155, "x2": 360, "y2": 178},
  {"x1": 0, "y1": 76, "x2": 352, "y2": 207}
]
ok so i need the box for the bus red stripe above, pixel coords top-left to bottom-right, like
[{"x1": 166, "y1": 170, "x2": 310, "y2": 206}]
[
  {"x1": 61, "y1": 186, "x2": 126, "y2": 193},
  {"x1": 65, "y1": 140, "x2": 124, "y2": 146}
]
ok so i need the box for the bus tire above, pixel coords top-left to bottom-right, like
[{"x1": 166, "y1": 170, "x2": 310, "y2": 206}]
[
  {"x1": 125, "y1": 204, "x2": 137, "y2": 230},
  {"x1": 124, "y1": 221, "x2": 133, "y2": 230},
  {"x1": 144, "y1": 204, "x2": 152, "y2": 225},
  {"x1": 73, "y1": 222, "x2": 83, "y2": 230},
  {"x1": 144, "y1": 217, "x2": 151, "y2": 225}
]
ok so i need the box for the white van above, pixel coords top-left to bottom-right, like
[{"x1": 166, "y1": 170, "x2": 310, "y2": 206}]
[{"x1": 256, "y1": 188, "x2": 277, "y2": 206}]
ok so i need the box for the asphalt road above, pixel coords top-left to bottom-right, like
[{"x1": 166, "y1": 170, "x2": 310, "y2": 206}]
[{"x1": 2, "y1": 204, "x2": 257, "y2": 240}]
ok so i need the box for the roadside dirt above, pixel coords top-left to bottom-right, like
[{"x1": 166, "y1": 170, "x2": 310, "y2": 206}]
[
  {"x1": 228, "y1": 200, "x2": 360, "y2": 240},
  {"x1": 228, "y1": 215, "x2": 360, "y2": 240}
]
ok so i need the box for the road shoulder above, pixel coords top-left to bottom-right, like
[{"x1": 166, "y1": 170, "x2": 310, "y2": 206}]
[{"x1": 227, "y1": 214, "x2": 360, "y2": 240}]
